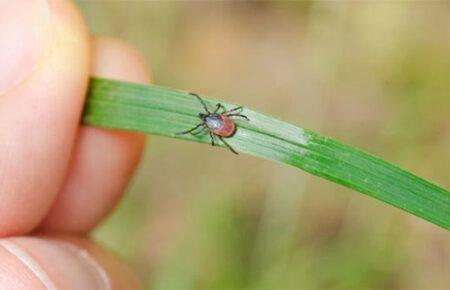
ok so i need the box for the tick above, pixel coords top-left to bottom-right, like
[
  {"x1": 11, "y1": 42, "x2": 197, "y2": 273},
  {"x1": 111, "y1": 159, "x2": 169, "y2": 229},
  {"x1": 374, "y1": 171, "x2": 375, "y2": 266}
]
[{"x1": 177, "y1": 93, "x2": 249, "y2": 154}]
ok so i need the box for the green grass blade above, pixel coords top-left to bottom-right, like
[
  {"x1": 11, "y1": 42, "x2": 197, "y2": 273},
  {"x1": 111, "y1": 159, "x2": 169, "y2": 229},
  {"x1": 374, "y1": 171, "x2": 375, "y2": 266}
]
[{"x1": 83, "y1": 77, "x2": 450, "y2": 230}]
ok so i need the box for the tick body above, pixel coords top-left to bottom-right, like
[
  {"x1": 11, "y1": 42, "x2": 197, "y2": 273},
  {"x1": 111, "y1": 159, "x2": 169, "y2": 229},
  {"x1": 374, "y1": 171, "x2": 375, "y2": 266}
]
[
  {"x1": 177, "y1": 93, "x2": 249, "y2": 154},
  {"x1": 204, "y1": 114, "x2": 235, "y2": 137}
]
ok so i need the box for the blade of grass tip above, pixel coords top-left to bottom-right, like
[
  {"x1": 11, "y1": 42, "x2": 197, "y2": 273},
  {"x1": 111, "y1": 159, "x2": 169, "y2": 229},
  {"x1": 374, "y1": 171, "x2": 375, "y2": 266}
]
[{"x1": 83, "y1": 77, "x2": 450, "y2": 230}]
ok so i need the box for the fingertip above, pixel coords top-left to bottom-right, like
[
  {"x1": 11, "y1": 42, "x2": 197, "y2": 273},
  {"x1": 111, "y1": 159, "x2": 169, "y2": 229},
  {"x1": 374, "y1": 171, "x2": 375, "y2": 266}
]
[
  {"x1": 0, "y1": 244, "x2": 45, "y2": 290},
  {"x1": 0, "y1": 0, "x2": 90, "y2": 236},
  {"x1": 92, "y1": 36, "x2": 152, "y2": 83},
  {"x1": 40, "y1": 36, "x2": 151, "y2": 233},
  {"x1": 0, "y1": 236, "x2": 141, "y2": 290},
  {"x1": 40, "y1": 128, "x2": 147, "y2": 233}
]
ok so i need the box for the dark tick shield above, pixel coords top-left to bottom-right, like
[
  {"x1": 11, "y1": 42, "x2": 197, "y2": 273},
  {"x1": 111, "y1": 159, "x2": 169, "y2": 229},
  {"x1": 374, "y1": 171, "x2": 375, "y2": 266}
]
[{"x1": 177, "y1": 93, "x2": 249, "y2": 154}]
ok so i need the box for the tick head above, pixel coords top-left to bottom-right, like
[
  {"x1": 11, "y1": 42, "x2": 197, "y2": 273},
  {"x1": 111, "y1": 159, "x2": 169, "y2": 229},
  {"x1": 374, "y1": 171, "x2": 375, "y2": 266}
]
[{"x1": 198, "y1": 113, "x2": 207, "y2": 120}]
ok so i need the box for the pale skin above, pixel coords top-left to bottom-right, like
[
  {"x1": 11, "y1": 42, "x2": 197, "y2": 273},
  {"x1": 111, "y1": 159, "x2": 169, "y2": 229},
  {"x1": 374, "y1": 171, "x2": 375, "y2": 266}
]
[{"x1": 0, "y1": 1, "x2": 149, "y2": 289}]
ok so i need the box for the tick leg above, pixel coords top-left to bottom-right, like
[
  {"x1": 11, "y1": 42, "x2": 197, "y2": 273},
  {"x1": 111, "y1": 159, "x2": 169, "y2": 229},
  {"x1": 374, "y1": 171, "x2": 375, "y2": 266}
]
[
  {"x1": 209, "y1": 132, "x2": 216, "y2": 146},
  {"x1": 176, "y1": 123, "x2": 204, "y2": 135},
  {"x1": 213, "y1": 103, "x2": 226, "y2": 114},
  {"x1": 218, "y1": 136, "x2": 238, "y2": 155},
  {"x1": 225, "y1": 106, "x2": 243, "y2": 114},
  {"x1": 189, "y1": 92, "x2": 210, "y2": 113},
  {"x1": 190, "y1": 126, "x2": 207, "y2": 135},
  {"x1": 227, "y1": 114, "x2": 249, "y2": 121}
]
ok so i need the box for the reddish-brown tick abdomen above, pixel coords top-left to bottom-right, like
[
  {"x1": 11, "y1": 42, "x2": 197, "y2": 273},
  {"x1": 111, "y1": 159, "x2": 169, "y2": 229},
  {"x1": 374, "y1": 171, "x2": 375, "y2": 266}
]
[{"x1": 206, "y1": 114, "x2": 236, "y2": 137}]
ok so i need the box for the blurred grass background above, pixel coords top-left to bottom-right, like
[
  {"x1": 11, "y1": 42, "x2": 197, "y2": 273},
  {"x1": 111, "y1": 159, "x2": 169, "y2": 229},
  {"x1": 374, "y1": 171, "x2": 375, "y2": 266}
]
[{"x1": 77, "y1": 1, "x2": 449, "y2": 289}]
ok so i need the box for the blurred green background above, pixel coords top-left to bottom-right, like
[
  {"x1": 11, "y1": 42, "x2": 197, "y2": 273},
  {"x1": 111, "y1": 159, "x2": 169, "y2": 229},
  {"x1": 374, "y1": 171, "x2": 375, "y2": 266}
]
[{"x1": 77, "y1": 1, "x2": 449, "y2": 289}]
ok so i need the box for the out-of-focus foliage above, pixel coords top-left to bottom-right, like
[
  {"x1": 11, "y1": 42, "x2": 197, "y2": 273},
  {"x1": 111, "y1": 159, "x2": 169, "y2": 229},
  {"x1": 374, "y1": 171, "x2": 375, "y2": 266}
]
[{"x1": 78, "y1": 1, "x2": 450, "y2": 289}]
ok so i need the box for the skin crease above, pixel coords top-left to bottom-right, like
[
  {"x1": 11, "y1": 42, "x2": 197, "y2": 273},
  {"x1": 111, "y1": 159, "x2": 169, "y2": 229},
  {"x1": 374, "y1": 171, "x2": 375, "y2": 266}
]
[{"x1": 0, "y1": 0, "x2": 149, "y2": 289}]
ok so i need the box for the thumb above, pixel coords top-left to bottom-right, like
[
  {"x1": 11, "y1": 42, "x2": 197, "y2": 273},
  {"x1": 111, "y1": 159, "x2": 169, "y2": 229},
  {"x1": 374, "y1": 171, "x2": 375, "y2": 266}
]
[
  {"x1": 0, "y1": 0, "x2": 52, "y2": 94},
  {"x1": 0, "y1": 236, "x2": 141, "y2": 290},
  {"x1": 0, "y1": 0, "x2": 90, "y2": 236}
]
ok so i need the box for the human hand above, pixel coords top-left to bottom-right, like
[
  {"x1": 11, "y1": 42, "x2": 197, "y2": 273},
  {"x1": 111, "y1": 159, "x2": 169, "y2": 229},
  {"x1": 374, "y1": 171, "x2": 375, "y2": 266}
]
[{"x1": 0, "y1": 1, "x2": 149, "y2": 289}]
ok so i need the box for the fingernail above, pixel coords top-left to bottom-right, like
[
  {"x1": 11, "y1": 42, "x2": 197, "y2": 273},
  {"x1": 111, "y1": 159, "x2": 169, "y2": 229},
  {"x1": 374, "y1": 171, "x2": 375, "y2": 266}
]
[
  {"x1": 3, "y1": 238, "x2": 110, "y2": 290},
  {"x1": 0, "y1": 0, "x2": 53, "y2": 95}
]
